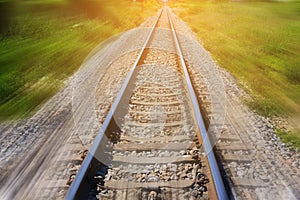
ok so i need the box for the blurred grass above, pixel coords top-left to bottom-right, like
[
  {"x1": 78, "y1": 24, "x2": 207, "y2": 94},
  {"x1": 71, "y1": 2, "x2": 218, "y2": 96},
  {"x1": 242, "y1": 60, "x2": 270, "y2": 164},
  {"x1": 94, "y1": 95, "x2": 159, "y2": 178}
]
[
  {"x1": 276, "y1": 128, "x2": 300, "y2": 150},
  {"x1": 171, "y1": 0, "x2": 300, "y2": 148},
  {"x1": 171, "y1": 1, "x2": 300, "y2": 117},
  {"x1": 0, "y1": 0, "x2": 159, "y2": 120}
]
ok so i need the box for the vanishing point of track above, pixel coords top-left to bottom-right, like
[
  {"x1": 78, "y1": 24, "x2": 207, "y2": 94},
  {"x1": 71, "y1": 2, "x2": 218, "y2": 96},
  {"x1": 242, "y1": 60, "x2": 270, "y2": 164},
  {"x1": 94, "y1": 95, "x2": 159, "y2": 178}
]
[{"x1": 66, "y1": 5, "x2": 228, "y2": 200}]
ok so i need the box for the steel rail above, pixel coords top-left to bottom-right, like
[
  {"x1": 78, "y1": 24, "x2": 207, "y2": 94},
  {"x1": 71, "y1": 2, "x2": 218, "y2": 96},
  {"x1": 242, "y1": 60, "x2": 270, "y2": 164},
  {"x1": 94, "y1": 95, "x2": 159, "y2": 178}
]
[
  {"x1": 65, "y1": 8, "x2": 164, "y2": 200},
  {"x1": 66, "y1": 5, "x2": 228, "y2": 199},
  {"x1": 166, "y1": 6, "x2": 228, "y2": 200}
]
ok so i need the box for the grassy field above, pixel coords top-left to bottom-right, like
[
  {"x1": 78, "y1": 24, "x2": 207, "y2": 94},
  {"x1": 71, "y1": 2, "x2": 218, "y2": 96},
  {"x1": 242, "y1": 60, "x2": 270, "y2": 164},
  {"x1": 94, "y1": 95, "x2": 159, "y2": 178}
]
[
  {"x1": 170, "y1": 0, "x2": 300, "y2": 148},
  {"x1": 0, "y1": 0, "x2": 159, "y2": 120}
]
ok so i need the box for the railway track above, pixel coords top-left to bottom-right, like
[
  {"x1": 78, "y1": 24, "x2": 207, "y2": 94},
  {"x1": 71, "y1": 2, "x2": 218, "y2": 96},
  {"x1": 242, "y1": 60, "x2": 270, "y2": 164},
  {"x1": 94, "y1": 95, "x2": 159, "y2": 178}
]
[{"x1": 66, "y1": 5, "x2": 228, "y2": 200}]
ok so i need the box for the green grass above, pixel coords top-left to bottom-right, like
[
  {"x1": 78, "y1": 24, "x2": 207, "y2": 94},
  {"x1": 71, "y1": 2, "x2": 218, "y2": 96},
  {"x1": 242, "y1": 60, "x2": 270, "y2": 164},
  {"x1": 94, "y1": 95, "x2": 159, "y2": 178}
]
[
  {"x1": 170, "y1": 0, "x2": 300, "y2": 147},
  {"x1": 276, "y1": 128, "x2": 300, "y2": 150},
  {"x1": 172, "y1": 1, "x2": 300, "y2": 117},
  {"x1": 0, "y1": 0, "x2": 159, "y2": 120}
]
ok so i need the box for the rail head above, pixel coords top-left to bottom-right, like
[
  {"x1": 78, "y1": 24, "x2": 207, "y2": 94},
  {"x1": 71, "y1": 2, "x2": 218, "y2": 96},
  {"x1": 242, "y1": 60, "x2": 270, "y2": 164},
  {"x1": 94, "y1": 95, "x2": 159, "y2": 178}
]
[{"x1": 165, "y1": 6, "x2": 229, "y2": 200}]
